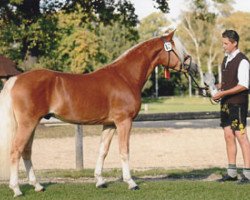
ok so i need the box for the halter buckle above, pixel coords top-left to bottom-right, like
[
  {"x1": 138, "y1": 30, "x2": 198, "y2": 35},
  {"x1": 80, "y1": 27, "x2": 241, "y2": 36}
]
[{"x1": 164, "y1": 42, "x2": 172, "y2": 52}]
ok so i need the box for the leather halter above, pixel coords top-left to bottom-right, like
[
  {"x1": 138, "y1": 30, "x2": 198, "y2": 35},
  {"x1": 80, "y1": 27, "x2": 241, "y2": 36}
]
[
  {"x1": 161, "y1": 37, "x2": 191, "y2": 73},
  {"x1": 161, "y1": 37, "x2": 208, "y2": 93}
]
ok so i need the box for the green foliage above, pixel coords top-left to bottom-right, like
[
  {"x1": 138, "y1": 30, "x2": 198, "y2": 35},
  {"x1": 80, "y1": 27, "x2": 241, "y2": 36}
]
[
  {"x1": 138, "y1": 12, "x2": 170, "y2": 42},
  {"x1": 0, "y1": 8, "x2": 59, "y2": 69},
  {"x1": 38, "y1": 9, "x2": 139, "y2": 73},
  {"x1": 56, "y1": 25, "x2": 99, "y2": 73},
  {"x1": 97, "y1": 21, "x2": 138, "y2": 65},
  {"x1": 212, "y1": 0, "x2": 231, "y2": 3},
  {"x1": 153, "y1": 0, "x2": 170, "y2": 13},
  {"x1": 192, "y1": 0, "x2": 217, "y2": 23},
  {"x1": 0, "y1": 0, "x2": 149, "y2": 71}
]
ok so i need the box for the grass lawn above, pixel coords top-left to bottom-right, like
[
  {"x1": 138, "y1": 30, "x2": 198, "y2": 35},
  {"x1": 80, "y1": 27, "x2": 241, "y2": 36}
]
[
  {"x1": 140, "y1": 96, "x2": 220, "y2": 113},
  {"x1": 2, "y1": 181, "x2": 250, "y2": 200},
  {"x1": 1, "y1": 168, "x2": 250, "y2": 200}
]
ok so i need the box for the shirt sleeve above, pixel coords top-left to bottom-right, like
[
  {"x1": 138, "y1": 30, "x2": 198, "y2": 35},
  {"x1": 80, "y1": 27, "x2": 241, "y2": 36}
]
[{"x1": 238, "y1": 59, "x2": 249, "y2": 89}]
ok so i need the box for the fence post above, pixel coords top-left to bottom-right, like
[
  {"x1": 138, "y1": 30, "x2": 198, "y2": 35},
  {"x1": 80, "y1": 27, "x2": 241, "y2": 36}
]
[{"x1": 75, "y1": 125, "x2": 83, "y2": 169}]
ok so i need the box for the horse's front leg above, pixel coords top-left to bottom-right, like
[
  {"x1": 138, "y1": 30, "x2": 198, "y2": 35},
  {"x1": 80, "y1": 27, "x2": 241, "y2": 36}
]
[
  {"x1": 116, "y1": 119, "x2": 139, "y2": 190},
  {"x1": 95, "y1": 125, "x2": 116, "y2": 188}
]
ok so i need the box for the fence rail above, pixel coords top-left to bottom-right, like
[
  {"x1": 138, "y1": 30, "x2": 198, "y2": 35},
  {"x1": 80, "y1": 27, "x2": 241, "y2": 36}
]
[
  {"x1": 40, "y1": 111, "x2": 221, "y2": 125},
  {"x1": 134, "y1": 111, "x2": 220, "y2": 121}
]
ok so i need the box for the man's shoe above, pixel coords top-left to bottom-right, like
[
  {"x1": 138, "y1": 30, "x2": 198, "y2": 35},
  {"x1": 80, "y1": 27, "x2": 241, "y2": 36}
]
[
  {"x1": 217, "y1": 174, "x2": 238, "y2": 182},
  {"x1": 237, "y1": 174, "x2": 250, "y2": 184}
]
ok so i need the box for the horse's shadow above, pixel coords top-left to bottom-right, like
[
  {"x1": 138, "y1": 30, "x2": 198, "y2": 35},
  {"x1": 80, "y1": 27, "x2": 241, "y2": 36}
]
[
  {"x1": 99, "y1": 167, "x2": 231, "y2": 188},
  {"x1": 131, "y1": 167, "x2": 240, "y2": 183},
  {"x1": 20, "y1": 182, "x2": 56, "y2": 196},
  {"x1": 19, "y1": 167, "x2": 243, "y2": 194}
]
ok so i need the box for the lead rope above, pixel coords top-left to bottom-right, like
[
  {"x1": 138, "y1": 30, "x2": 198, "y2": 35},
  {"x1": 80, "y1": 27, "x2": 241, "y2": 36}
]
[
  {"x1": 183, "y1": 72, "x2": 208, "y2": 94},
  {"x1": 183, "y1": 72, "x2": 219, "y2": 104}
]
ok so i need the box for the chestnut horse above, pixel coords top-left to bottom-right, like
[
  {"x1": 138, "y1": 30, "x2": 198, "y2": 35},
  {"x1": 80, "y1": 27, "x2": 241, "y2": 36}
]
[{"x1": 0, "y1": 30, "x2": 197, "y2": 197}]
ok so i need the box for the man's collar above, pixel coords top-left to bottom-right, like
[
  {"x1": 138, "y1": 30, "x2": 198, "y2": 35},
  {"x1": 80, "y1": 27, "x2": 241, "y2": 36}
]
[{"x1": 226, "y1": 49, "x2": 240, "y2": 60}]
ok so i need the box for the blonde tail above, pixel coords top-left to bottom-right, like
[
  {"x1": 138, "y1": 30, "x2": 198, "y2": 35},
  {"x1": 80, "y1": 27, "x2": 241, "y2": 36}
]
[{"x1": 0, "y1": 77, "x2": 17, "y2": 180}]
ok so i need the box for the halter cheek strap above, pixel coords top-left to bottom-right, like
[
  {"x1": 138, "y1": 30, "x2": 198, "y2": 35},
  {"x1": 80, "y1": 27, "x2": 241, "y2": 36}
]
[{"x1": 161, "y1": 37, "x2": 183, "y2": 72}]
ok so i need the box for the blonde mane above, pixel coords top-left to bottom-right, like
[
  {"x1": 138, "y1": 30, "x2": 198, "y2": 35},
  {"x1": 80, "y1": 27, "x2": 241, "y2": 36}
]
[{"x1": 173, "y1": 37, "x2": 187, "y2": 62}]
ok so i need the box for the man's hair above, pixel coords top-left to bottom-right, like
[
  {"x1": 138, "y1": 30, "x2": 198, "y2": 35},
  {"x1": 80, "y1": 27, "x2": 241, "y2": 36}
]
[{"x1": 222, "y1": 30, "x2": 240, "y2": 46}]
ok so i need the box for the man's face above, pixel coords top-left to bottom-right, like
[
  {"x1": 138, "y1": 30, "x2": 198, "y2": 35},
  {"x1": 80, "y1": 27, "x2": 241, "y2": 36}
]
[{"x1": 222, "y1": 37, "x2": 237, "y2": 54}]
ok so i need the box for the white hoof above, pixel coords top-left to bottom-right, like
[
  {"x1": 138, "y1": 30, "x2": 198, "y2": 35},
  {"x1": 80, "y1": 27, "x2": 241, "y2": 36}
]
[
  {"x1": 13, "y1": 188, "x2": 23, "y2": 198},
  {"x1": 34, "y1": 183, "x2": 44, "y2": 192},
  {"x1": 9, "y1": 185, "x2": 23, "y2": 198},
  {"x1": 14, "y1": 192, "x2": 23, "y2": 198},
  {"x1": 125, "y1": 179, "x2": 138, "y2": 190},
  {"x1": 96, "y1": 179, "x2": 106, "y2": 188}
]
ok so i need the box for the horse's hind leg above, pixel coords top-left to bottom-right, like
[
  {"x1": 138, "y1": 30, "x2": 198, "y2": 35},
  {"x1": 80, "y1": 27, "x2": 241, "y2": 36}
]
[
  {"x1": 95, "y1": 125, "x2": 116, "y2": 188},
  {"x1": 116, "y1": 118, "x2": 138, "y2": 190},
  {"x1": 22, "y1": 131, "x2": 44, "y2": 192},
  {"x1": 9, "y1": 122, "x2": 38, "y2": 197}
]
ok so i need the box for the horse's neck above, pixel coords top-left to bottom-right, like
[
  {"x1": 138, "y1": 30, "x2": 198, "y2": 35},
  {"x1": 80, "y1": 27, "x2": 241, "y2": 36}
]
[{"x1": 112, "y1": 39, "x2": 161, "y2": 91}]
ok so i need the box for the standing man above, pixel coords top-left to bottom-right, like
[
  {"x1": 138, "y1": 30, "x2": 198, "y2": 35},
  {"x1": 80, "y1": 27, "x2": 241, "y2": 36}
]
[{"x1": 212, "y1": 30, "x2": 250, "y2": 184}]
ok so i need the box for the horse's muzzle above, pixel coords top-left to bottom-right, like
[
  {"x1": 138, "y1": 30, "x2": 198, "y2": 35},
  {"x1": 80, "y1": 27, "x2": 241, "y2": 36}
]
[{"x1": 190, "y1": 63, "x2": 199, "y2": 75}]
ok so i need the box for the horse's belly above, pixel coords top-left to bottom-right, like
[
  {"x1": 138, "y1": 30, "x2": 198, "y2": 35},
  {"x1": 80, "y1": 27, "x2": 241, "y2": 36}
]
[{"x1": 52, "y1": 102, "x2": 111, "y2": 125}]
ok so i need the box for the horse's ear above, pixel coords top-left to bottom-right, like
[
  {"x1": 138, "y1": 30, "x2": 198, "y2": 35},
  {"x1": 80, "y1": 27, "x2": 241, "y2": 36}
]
[{"x1": 166, "y1": 29, "x2": 176, "y2": 40}]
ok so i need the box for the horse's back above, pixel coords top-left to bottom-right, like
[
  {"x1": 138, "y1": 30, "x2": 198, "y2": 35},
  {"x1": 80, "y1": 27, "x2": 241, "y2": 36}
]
[{"x1": 10, "y1": 68, "x2": 140, "y2": 124}]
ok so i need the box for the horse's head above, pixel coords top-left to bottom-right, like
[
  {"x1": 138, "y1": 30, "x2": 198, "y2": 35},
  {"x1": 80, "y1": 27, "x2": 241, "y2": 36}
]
[{"x1": 157, "y1": 30, "x2": 198, "y2": 75}]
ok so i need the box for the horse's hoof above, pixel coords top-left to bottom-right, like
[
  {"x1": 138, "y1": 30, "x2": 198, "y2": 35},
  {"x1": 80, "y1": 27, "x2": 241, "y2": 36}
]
[
  {"x1": 10, "y1": 186, "x2": 23, "y2": 198},
  {"x1": 35, "y1": 187, "x2": 45, "y2": 192},
  {"x1": 97, "y1": 183, "x2": 107, "y2": 189},
  {"x1": 130, "y1": 186, "x2": 140, "y2": 190},
  {"x1": 35, "y1": 184, "x2": 45, "y2": 192},
  {"x1": 13, "y1": 192, "x2": 23, "y2": 198}
]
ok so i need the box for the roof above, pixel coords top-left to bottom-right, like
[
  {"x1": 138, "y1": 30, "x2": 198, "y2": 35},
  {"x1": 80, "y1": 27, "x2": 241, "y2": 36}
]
[{"x1": 0, "y1": 55, "x2": 21, "y2": 78}]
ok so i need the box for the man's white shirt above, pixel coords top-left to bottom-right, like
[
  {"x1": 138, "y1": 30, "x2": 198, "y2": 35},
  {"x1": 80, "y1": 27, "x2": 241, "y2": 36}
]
[{"x1": 225, "y1": 49, "x2": 249, "y2": 89}]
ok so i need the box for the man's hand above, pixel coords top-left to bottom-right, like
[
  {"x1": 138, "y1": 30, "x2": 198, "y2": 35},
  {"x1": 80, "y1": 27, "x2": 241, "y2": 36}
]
[
  {"x1": 212, "y1": 85, "x2": 248, "y2": 101},
  {"x1": 212, "y1": 91, "x2": 224, "y2": 101}
]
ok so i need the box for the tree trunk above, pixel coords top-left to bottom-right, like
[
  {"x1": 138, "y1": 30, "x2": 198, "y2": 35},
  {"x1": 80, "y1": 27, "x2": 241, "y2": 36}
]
[{"x1": 22, "y1": 51, "x2": 38, "y2": 70}]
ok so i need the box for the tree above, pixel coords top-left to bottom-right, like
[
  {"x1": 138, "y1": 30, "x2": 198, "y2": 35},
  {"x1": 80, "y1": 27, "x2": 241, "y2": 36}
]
[
  {"x1": 177, "y1": 0, "x2": 234, "y2": 87},
  {"x1": 0, "y1": 0, "x2": 60, "y2": 69},
  {"x1": 97, "y1": 21, "x2": 138, "y2": 66},
  {"x1": 219, "y1": 11, "x2": 250, "y2": 58},
  {"x1": 138, "y1": 12, "x2": 170, "y2": 42},
  {"x1": 45, "y1": 8, "x2": 101, "y2": 73},
  {"x1": 47, "y1": 10, "x2": 139, "y2": 73},
  {"x1": 0, "y1": 0, "x2": 170, "y2": 71}
]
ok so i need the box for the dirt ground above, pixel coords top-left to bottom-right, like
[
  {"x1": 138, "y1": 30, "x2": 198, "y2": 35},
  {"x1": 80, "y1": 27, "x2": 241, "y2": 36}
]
[{"x1": 19, "y1": 127, "x2": 246, "y2": 171}]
